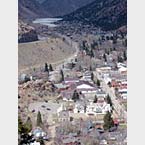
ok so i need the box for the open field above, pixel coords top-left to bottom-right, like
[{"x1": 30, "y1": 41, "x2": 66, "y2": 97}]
[{"x1": 18, "y1": 37, "x2": 75, "y2": 74}]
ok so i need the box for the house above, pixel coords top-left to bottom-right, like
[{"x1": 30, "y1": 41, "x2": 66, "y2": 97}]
[
  {"x1": 81, "y1": 71, "x2": 93, "y2": 82},
  {"x1": 64, "y1": 77, "x2": 80, "y2": 85},
  {"x1": 76, "y1": 81, "x2": 97, "y2": 99},
  {"x1": 118, "y1": 87, "x2": 127, "y2": 100},
  {"x1": 117, "y1": 62, "x2": 127, "y2": 68},
  {"x1": 73, "y1": 102, "x2": 86, "y2": 113},
  {"x1": 118, "y1": 67, "x2": 127, "y2": 74},
  {"x1": 96, "y1": 90, "x2": 107, "y2": 100},
  {"x1": 86, "y1": 102, "x2": 111, "y2": 115},
  {"x1": 61, "y1": 80, "x2": 98, "y2": 101},
  {"x1": 57, "y1": 104, "x2": 70, "y2": 122},
  {"x1": 96, "y1": 66, "x2": 112, "y2": 74},
  {"x1": 103, "y1": 74, "x2": 112, "y2": 84},
  {"x1": 55, "y1": 83, "x2": 69, "y2": 92},
  {"x1": 58, "y1": 110, "x2": 70, "y2": 122},
  {"x1": 61, "y1": 89, "x2": 74, "y2": 102}
]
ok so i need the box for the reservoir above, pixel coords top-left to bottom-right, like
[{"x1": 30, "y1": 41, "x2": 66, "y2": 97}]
[{"x1": 33, "y1": 18, "x2": 62, "y2": 27}]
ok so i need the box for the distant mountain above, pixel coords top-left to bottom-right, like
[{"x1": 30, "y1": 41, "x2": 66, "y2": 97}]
[
  {"x1": 41, "y1": 0, "x2": 95, "y2": 17},
  {"x1": 63, "y1": 0, "x2": 127, "y2": 31},
  {"x1": 18, "y1": 0, "x2": 50, "y2": 20},
  {"x1": 18, "y1": 0, "x2": 95, "y2": 20},
  {"x1": 36, "y1": 0, "x2": 46, "y2": 4}
]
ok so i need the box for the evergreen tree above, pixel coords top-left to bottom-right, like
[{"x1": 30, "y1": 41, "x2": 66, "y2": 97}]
[
  {"x1": 93, "y1": 95, "x2": 98, "y2": 103},
  {"x1": 106, "y1": 94, "x2": 113, "y2": 107},
  {"x1": 91, "y1": 72, "x2": 94, "y2": 81},
  {"x1": 112, "y1": 36, "x2": 117, "y2": 44},
  {"x1": 106, "y1": 36, "x2": 110, "y2": 40},
  {"x1": 24, "y1": 117, "x2": 32, "y2": 133},
  {"x1": 103, "y1": 53, "x2": 107, "y2": 62},
  {"x1": 18, "y1": 117, "x2": 23, "y2": 134},
  {"x1": 89, "y1": 65, "x2": 92, "y2": 71},
  {"x1": 37, "y1": 111, "x2": 43, "y2": 127},
  {"x1": 72, "y1": 90, "x2": 79, "y2": 102},
  {"x1": 44, "y1": 63, "x2": 49, "y2": 72},
  {"x1": 18, "y1": 117, "x2": 30, "y2": 134},
  {"x1": 79, "y1": 65, "x2": 82, "y2": 71},
  {"x1": 117, "y1": 56, "x2": 124, "y2": 63},
  {"x1": 113, "y1": 47, "x2": 116, "y2": 51},
  {"x1": 123, "y1": 51, "x2": 127, "y2": 61},
  {"x1": 103, "y1": 111, "x2": 114, "y2": 130},
  {"x1": 96, "y1": 79, "x2": 101, "y2": 87},
  {"x1": 90, "y1": 49, "x2": 94, "y2": 58},
  {"x1": 49, "y1": 64, "x2": 53, "y2": 71},
  {"x1": 18, "y1": 117, "x2": 34, "y2": 145},
  {"x1": 60, "y1": 69, "x2": 64, "y2": 82}
]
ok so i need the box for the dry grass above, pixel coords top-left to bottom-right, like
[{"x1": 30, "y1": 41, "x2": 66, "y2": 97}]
[{"x1": 18, "y1": 38, "x2": 75, "y2": 73}]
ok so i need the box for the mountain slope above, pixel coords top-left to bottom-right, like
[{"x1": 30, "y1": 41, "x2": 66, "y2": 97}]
[
  {"x1": 41, "y1": 0, "x2": 95, "y2": 17},
  {"x1": 63, "y1": 0, "x2": 127, "y2": 31},
  {"x1": 18, "y1": 20, "x2": 38, "y2": 43},
  {"x1": 18, "y1": 0, "x2": 50, "y2": 20}
]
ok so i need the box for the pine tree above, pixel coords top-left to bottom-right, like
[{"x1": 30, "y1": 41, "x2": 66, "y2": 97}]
[
  {"x1": 91, "y1": 72, "x2": 94, "y2": 81},
  {"x1": 90, "y1": 49, "x2": 94, "y2": 58},
  {"x1": 49, "y1": 64, "x2": 53, "y2": 71},
  {"x1": 117, "y1": 56, "x2": 123, "y2": 63},
  {"x1": 89, "y1": 65, "x2": 92, "y2": 71},
  {"x1": 123, "y1": 51, "x2": 127, "y2": 61},
  {"x1": 103, "y1": 53, "x2": 107, "y2": 62},
  {"x1": 75, "y1": 58, "x2": 78, "y2": 62},
  {"x1": 93, "y1": 95, "x2": 98, "y2": 103},
  {"x1": 24, "y1": 117, "x2": 32, "y2": 133},
  {"x1": 97, "y1": 79, "x2": 100, "y2": 86},
  {"x1": 60, "y1": 69, "x2": 64, "y2": 82},
  {"x1": 79, "y1": 65, "x2": 82, "y2": 71},
  {"x1": 18, "y1": 117, "x2": 34, "y2": 145},
  {"x1": 72, "y1": 90, "x2": 79, "y2": 102},
  {"x1": 37, "y1": 111, "x2": 43, "y2": 127},
  {"x1": 44, "y1": 63, "x2": 49, "y2": 72},
  {"x1": 18, "y1": 117, "x2": 23, "y2": 134},
  {"x1": 106, "y1": 94, "x2": 113, "y2": 107},
  {"x1": 103, "y1": 111, "x2": 114, "y2": 130}
]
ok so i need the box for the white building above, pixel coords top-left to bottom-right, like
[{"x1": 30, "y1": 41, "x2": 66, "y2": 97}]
[
  {"x1": 76, "y1": 83, "x2": 97, "y2": 99},
  {"x1": 73, "y1": 101, "x2": 111, "y2": 115},
  {"x1": 81, "y1": 71, "x2": 93, "y2": 83},
  {"x1": 96, "y1": 90, "x2": 107, "y2": 100},
  {"x1": 57, "y1": 104, "x2": 70, "y2": 122},
  {"x1": 30, "y1": 141, "x2": 40, "y2": 145},
  {"x1": 86, "y1": 102, "x2": 111, "y2": 115},
  {"x1": 74, "y1": 103, "x2": 85, "y2": 113}
]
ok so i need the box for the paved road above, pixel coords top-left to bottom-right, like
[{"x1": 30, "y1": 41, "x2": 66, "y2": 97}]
[{"x1": 54, "y1": 34, "x2": 79, "y2": 70}]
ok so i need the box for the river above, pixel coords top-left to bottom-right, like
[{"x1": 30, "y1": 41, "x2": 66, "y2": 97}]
[{"x1": 33, "y1": 18, "x2": 62, "y2": 27}]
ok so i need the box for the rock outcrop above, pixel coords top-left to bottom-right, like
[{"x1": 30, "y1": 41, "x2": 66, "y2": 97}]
[{"x1": 18, "y1": 20, "x2": 38, "y2": 43}]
